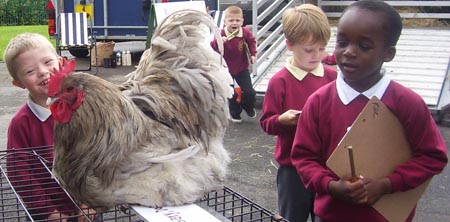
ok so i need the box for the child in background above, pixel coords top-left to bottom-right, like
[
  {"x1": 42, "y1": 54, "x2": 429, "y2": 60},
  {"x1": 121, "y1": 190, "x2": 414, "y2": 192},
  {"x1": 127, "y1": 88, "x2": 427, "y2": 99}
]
[
  {"x1": 291, "y1": 1, "x2": 448, "y2": 221},
  {"x1": 321, "y1": 51, "x2": 336, "y2": 66},
  {"x1": 211, "y1": 5, "x2": 257, "y2": 123},
  {"x1": 4, "y1": 33, "x2": 95, "y2": 222},
  {"x1": 260, "y1": 4, "x2": 336, "y2": 222}
]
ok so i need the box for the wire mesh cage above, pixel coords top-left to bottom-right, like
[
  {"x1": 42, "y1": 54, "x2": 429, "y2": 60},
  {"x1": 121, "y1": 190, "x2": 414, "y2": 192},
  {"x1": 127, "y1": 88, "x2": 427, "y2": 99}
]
[
  {"x1": 0, "y1": 146, "x2": 287, "y2": 222},
  {"x1": 198, "y1": 186, "x2": 287, "y2": 222},
  {"x1": 0, "y1": 145, "x2": 140, "y2": 222}
]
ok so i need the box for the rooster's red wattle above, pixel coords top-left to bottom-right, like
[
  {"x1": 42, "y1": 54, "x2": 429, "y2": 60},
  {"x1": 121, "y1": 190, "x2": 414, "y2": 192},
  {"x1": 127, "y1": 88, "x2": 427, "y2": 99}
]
[{"x1": 49, "y1": 58, "x2": 84, "y2": 123}]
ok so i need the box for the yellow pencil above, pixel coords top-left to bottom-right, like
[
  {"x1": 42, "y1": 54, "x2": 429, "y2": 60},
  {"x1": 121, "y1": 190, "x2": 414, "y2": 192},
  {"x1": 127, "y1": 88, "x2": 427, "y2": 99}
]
[{"x1": 346, "y1": 145, "x2": 357, "y2": 182}]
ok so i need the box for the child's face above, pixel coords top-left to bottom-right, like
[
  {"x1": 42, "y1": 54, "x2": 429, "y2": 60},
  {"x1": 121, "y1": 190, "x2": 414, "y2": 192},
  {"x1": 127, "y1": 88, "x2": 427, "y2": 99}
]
[
  {"x1": 13, "y1": 47, "x2": 60, "y2": 102},
  {"x1": 335, "y1": 8, "x2": 395, "y2": 92},
  {"x1": 224, "y1": 13, "x2": 244, "y2": 33},
  {"x1": 287, "y1": 40, "x2": 327, "y2": 72}
]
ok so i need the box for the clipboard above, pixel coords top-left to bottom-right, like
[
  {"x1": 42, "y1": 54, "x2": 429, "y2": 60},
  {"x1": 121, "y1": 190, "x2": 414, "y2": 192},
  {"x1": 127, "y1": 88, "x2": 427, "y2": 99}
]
[{"x1": 326, "y1": 96, "x2": 430, "y2": 222}]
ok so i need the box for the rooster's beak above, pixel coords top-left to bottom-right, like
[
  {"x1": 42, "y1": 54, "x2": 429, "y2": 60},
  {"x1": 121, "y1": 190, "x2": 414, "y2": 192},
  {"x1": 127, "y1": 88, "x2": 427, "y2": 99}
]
[{"x1": 48, "y1": 97, "x2": 59, "y2": 106}]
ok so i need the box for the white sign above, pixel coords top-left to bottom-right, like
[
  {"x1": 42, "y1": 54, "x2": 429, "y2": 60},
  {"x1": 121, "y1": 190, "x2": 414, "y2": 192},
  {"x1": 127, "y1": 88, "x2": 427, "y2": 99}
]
[
  {"x1": 132, "y1": 204, "x2": 222, "y2": 222},
  {"x1": 154, "y1": 1, "x2": 207, "y2": 25}
]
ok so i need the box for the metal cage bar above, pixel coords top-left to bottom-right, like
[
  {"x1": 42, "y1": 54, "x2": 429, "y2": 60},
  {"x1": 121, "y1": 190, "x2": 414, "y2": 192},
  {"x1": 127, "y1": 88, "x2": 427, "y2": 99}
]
[{"x1": 0, "y1": 146, "x2": 286, "y2": 222}]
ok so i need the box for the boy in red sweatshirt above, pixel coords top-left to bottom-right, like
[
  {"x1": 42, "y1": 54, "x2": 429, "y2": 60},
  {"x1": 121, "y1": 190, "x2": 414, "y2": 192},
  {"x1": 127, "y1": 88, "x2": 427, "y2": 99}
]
[
  {"x1": 260, "y1": 4, "x2": 336, "y2": 222},
  {"x1": 291, "y1": 1, "x2": 448, "y2": 221},
  {"x1": 211, "y1": 5, "x2": 257, "y2": 123},
  {"x1": 4, "y1": 33, "x2": 96, "y2": 221}
]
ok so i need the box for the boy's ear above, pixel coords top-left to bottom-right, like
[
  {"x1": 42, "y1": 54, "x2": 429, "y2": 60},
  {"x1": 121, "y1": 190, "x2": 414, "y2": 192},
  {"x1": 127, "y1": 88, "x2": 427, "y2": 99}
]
[
  {"x1": 286, "y1": 39, "x2": 293, "y2": 51},
  {"x1": 12, "y1": 80, "x2": 25, "y2": 89},
  {"x1": 383, "y1": 46, "x2": 396, "y2": 62}
]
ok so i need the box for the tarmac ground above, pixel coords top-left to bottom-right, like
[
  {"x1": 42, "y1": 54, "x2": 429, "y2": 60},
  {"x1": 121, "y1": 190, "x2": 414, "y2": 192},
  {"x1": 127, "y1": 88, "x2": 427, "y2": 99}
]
[{"x1": 0, "y1": 56, "x2": 449, "y2": 221}]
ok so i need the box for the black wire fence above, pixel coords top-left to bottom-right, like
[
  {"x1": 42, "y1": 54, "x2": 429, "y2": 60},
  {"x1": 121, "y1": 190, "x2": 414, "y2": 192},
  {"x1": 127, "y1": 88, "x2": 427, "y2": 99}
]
[{"x1": 0, "y1": 0, "x2": 47, "y2": 25}]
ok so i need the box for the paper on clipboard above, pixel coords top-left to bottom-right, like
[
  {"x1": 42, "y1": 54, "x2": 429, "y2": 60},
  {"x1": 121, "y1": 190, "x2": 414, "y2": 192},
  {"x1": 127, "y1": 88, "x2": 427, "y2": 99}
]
[{"x1": 326, "y1": 96, "x2": 430, "y2": 222}]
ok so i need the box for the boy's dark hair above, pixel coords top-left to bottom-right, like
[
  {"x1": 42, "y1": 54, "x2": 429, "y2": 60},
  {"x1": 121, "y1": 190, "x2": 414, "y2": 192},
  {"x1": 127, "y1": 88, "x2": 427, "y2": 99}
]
[{"x1": 345, "y1": 0, "x2": 402, "y2": 47}]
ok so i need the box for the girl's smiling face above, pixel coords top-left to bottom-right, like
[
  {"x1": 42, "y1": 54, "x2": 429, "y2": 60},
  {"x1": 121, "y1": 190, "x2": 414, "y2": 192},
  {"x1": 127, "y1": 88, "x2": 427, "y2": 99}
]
[{"x1": 13, "y1": 47, "x2": 60, "y2": 106}]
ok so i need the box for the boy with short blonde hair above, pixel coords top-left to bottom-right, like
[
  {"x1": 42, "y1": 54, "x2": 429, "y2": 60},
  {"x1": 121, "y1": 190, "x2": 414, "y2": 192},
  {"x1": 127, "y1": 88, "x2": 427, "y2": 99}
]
[
  {"x1": 211, "y1": 5, "x2": 257, "y2": 123},
  {"x1": 4, "y1": 33, "x2": 95, "y2": 221},
  {"x1": 291, "y1": 1, "x2": 447, "y2": 221},
  {"x1": 260, "y1": 4, "x2": 337, "y2": 222},
  {"x1": 4, "y1": 33, "x2": 58, "y2": 82},
  {"x1": 282, "y1": 4, "x2": 331, "y2": 46}
]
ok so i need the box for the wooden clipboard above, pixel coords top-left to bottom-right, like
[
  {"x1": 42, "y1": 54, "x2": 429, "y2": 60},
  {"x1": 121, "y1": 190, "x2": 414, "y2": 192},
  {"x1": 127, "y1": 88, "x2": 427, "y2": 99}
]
[{"x1": 326, "y1": 96, "x2": 430, "y2": 222}]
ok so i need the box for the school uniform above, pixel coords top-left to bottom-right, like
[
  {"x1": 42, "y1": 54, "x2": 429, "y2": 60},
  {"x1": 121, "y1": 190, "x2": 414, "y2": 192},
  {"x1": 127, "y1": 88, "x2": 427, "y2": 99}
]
[
  {"x1": 211, "y1": 27, "x2": 257, "y2": 119},
  {"x1": 7, "y1": 97, "x2": 76, "y2": 220},
  {"x1": 260, "y1": 59, "x2": 337, "y2": 222},
  {"x1": 291, "y1": 71, "x2": 448, "y2": 222}
]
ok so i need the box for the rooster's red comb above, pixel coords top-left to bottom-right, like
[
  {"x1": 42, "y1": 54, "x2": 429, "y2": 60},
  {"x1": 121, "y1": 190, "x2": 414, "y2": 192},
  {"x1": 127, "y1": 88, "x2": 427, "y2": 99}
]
[{"x1": 48, "y1": 58, "x2": 75, "y2": 97}]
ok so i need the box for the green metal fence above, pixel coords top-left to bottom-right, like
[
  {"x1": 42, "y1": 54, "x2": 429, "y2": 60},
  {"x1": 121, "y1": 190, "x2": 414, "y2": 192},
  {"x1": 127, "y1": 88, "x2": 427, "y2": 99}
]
[{"x1": 0, "y1": 0, "x2": 47, "y2": 25}]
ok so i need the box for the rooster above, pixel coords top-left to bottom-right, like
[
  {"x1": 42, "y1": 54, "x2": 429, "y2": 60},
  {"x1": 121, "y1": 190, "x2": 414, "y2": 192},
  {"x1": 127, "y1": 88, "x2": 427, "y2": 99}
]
[{"x1": 49, "y1": 10, "x2": 233, "y2": 213}]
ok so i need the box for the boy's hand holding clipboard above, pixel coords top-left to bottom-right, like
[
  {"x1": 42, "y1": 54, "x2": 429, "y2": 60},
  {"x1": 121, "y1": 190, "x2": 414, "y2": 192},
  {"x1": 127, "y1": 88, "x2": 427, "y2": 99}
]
[{"x1": 326, "y1": 96, "x2": 431, "y2": 222}]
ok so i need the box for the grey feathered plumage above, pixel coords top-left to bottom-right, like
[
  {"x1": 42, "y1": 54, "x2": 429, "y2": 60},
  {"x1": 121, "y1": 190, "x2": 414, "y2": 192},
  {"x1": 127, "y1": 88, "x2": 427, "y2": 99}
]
[{"x1": 52, "y1": 9, "x2": 233, "y2": 212}]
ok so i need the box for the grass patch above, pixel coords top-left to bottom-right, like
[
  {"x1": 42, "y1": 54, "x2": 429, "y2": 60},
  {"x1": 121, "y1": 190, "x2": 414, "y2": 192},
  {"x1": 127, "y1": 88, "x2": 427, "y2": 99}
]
[{"x1": 0, "y1": 25, "x2": 56, "y2": 61}]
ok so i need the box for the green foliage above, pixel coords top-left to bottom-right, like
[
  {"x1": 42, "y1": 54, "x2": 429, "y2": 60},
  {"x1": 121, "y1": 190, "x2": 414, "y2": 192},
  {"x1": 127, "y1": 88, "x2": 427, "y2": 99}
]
[
  {"x1": 0, "y1": 25, "x2": 56, "y2": 61},
  {"x1": 0, "y1": 0, "x2": 47, "y2": 25}
]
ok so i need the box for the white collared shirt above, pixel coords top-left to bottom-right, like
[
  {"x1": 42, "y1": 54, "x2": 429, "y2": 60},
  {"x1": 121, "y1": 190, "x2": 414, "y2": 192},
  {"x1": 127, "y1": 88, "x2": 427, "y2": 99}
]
[
  {"x1": 27, "y1": 96, "x2": 51, "y2": 122},
  {"x1": 285, "y1": 57, "x2": 325, "y2": 81},
  {"x1": 336, "y1": 68, "x2": 391, "y2": 105},
  {"x1": 225, "y1": 27, "x2": 243, "y2": 40}
]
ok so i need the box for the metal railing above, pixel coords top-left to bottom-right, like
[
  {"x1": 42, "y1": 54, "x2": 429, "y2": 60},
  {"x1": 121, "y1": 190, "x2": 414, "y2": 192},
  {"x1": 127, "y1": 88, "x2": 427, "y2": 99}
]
[
  {"x1": 251, "y1": 0, "x2": 450, "y2": 86},
  {"x1": 250, "y1": 0, "x2": 298, "y2": 83}
]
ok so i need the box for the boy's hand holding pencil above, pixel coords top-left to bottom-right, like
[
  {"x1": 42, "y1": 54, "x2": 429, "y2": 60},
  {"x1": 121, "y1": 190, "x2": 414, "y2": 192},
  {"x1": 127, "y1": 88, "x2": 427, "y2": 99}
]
[
  {"x1": 328, "y1": 145, "x2": 393, "y2": 206},
  {"x1": 328, "y1": 176, "x2": 368, "y2": 204},
  {"x1": 327, "y1": 145, "x2": 369, "y2": 204}
]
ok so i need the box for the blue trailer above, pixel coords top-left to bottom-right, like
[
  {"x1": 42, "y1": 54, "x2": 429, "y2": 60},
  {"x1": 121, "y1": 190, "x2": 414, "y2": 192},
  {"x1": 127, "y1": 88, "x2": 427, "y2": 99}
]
[{"x1": 46, "y1": 0, "x2": 218, "y2": 57}]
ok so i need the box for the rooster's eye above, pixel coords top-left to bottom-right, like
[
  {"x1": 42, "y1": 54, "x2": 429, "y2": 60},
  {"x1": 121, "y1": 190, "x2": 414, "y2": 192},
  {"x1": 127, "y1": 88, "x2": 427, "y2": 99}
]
[{"x1": 65, "y1": 86, "x2": 74, "y2": 92}]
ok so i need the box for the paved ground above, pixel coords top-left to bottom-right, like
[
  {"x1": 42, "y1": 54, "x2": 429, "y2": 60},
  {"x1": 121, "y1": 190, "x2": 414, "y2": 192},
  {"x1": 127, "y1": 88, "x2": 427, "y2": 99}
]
[{"x1": 0, "y1": 57, "x2": 449, "y2": 221}]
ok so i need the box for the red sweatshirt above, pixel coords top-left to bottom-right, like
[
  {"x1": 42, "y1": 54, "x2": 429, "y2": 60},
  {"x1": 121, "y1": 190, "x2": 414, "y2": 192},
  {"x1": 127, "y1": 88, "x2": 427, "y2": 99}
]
[
  {"x1": 260, "y1": 66, "x2": 337, "y2": 166},
  {"x1": 7, "y1": 103, "x2": 76, "y2": 220},
  {"x1": 291, "y1": 79, "x2": 448, "y2": 222},
  {"x1": 211, "y1": 27, "x2": 257, "y2": 76}
]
